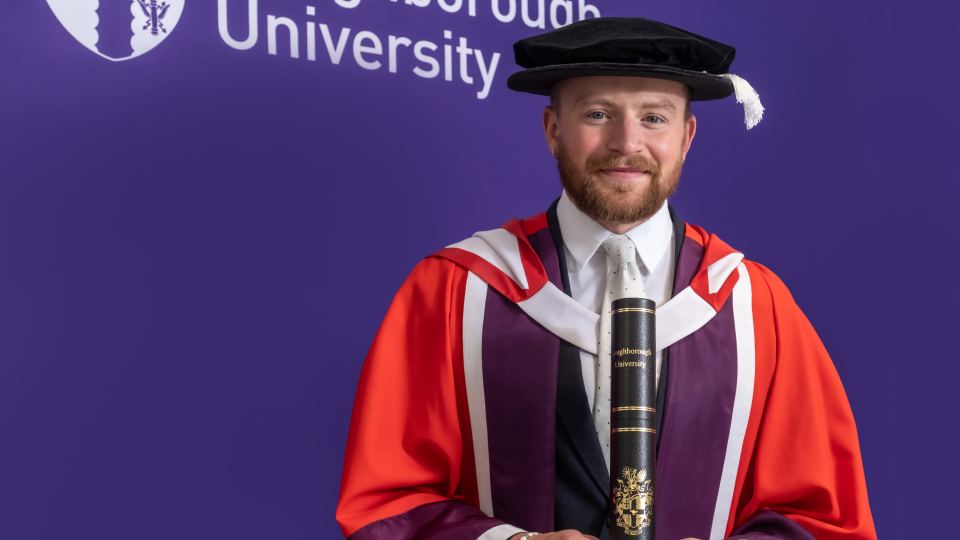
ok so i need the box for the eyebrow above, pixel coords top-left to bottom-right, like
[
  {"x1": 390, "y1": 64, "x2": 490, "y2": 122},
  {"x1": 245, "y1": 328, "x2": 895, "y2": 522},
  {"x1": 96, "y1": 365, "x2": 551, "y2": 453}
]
[{"x1": 573, "y1": 97, "x2": 679, "y2": 112}]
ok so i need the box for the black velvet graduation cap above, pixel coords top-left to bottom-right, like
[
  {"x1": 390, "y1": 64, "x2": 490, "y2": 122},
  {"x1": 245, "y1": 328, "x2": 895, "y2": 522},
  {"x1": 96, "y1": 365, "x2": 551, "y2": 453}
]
[{"x1": 507, "y1": 17, "x2": 765, "y2": 128}]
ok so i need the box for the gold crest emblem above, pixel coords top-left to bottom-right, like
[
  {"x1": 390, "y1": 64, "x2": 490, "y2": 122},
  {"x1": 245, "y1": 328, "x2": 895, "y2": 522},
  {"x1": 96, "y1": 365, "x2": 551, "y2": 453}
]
[{"x1": 613, "y1": 466, "x2": 653, "y2": 536}]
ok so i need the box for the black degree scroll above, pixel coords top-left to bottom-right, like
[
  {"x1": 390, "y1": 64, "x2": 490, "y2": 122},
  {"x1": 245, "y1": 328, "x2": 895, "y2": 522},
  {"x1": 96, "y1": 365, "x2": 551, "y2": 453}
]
[{"x1": 609, "y1": 297, "x2": 656, "y2": 540}]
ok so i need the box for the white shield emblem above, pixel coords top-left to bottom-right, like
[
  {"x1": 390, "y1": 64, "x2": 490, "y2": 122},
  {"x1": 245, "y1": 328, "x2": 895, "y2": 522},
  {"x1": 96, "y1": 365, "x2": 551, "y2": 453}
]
[{"x1": 47, "y1": 0, "x2": 185, "y2": 61}]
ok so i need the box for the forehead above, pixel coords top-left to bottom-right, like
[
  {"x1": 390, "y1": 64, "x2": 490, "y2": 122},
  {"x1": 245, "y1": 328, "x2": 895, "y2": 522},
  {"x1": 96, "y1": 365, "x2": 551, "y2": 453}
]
[{"x1": 553, "y1": 76, "x2": 689, "y2": 106}]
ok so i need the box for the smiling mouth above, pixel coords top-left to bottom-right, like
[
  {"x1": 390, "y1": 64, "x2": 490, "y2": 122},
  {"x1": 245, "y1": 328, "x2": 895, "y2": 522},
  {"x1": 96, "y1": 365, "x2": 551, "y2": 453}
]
[
  {"x1": 598, "y1": 168, "x2": 651, "y2": 178},
  {"x1": 601, "y1": 168, "x2": 649, "y2": 174}
]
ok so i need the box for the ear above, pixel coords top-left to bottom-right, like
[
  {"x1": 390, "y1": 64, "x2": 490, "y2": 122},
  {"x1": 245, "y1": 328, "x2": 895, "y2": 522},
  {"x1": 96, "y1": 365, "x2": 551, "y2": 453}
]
[
  {"x1": 681, "y1": 113, "x2": 697, "y2": 161},
  {"x1": 543, "y1": 105, "x2": 560, "y2": 157}
]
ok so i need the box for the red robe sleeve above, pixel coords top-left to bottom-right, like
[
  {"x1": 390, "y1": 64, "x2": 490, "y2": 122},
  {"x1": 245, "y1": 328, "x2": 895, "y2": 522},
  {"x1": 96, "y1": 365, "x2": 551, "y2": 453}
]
[
  {"x1": 335, "y1": 258, "x2": 520, "y2": 539},
  {"x1": 727, "y1": 263, "x2": 877, "y2": 539}
]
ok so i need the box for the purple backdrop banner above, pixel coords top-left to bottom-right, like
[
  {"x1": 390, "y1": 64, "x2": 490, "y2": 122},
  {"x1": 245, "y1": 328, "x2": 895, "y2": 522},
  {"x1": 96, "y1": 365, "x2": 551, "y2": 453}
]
[{"x1": 1, "y1": 0, "x2": 957, "y2": 538}]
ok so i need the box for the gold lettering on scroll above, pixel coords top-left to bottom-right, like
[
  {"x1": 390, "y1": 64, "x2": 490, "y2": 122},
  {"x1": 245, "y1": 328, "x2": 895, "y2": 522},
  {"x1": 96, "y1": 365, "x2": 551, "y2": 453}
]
[
  {"x1": 612, "y1": 348, "x2": 652, "y2": 357},
  {"x1": 614, "y1": 467, "x2": 653, "y2": 536},
  {"x1": 615, "y1": 361, "x2": 646, "y2": 368}
]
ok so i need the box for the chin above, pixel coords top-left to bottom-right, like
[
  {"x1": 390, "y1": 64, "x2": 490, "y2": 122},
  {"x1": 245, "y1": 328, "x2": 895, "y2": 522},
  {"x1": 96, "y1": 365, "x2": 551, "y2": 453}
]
[
  {"x1": 601, "y1": 184, "x2": 654, "y2": 204},
  {"x1": 596, "y1": 170, "x2": 656, "y2": 189}
]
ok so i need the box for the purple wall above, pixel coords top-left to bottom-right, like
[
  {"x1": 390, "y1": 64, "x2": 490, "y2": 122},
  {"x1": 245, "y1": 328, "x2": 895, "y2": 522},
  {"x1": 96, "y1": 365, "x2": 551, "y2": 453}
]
[{"x1": 1, "y1": 0, "x2": 956, "y2": 537}]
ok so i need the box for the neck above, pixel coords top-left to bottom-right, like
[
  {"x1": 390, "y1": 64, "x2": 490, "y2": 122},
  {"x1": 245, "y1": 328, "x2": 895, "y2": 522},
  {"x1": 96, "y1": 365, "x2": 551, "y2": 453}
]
[{"x1": 598, "y1": 217, "x2": 650, "y2": 235}]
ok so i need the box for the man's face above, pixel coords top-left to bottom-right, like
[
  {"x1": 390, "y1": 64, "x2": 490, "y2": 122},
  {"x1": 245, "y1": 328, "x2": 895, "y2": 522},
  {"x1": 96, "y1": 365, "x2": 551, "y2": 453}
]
[{"x1": 543, "y1": 76, "x2": 697, "y2": 226}]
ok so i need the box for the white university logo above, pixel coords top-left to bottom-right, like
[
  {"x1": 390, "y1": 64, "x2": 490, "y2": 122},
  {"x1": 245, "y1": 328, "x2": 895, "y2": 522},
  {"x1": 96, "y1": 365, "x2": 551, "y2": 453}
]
[{"x1": 47, "y1": 0, "x2": 185, "y2": 61}]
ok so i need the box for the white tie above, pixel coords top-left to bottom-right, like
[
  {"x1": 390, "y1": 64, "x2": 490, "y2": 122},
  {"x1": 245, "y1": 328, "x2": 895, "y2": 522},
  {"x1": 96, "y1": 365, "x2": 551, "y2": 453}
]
[{"x1": 595, "y1": 235, "x2": 647, "y2": 471}]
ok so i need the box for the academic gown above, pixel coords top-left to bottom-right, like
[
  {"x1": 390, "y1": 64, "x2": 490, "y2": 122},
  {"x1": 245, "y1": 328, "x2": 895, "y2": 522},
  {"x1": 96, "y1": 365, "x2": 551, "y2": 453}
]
[{"x1": 335, "y1": 203, "x2": 877, "y2": 540}]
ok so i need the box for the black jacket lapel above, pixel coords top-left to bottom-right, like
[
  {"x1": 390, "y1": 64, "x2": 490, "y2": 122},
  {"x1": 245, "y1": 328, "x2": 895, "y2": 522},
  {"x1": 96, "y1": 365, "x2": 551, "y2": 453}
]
[
  {"x1": 656, "y1": 205, "x2": 687, "y2": 449},
  {"x1": 547, "y1": 201, "x2": 610, "y2": 497}
]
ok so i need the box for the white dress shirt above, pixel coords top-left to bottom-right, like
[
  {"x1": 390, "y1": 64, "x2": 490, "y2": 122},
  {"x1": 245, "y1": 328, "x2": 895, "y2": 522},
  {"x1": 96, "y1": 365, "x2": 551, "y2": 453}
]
[{"x1": 556, "y1": 191, "x2": 676, "y2": 411}]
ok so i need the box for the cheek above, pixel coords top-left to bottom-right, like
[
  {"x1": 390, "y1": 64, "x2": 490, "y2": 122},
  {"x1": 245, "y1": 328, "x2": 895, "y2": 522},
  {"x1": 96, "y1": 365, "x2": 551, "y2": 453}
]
[
  {"x1": 648, "y1": 135, "x2": 683, "y2": 163},
  {"x1": 563, "y1": 128, "x2": 605, "y2": 159}
]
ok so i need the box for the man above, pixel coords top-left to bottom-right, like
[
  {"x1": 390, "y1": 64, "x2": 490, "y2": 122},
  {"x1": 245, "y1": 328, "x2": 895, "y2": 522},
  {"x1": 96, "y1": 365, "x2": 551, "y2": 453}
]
[{"x1": 335, "y1": 17, "x2": 876, "y2": 540}]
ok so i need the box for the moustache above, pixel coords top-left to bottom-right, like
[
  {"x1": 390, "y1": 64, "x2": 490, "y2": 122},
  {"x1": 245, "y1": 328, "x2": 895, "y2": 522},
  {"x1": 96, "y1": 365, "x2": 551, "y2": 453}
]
[{"x1": 586, "y1": 154, "x2": 661, "y2": 176}]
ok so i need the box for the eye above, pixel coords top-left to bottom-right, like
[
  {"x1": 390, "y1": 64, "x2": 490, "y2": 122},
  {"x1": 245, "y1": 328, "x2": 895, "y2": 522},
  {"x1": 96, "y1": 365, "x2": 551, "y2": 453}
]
[
  {"x1": 586, "y1": 111, "x2": 609, "y2": 121},
  {"x1": 643, "y1": 114, "x2": 665, "y2": 124}
]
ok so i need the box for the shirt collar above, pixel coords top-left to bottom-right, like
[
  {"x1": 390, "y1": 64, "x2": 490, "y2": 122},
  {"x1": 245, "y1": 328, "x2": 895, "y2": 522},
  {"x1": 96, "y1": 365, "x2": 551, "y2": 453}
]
[{"x1": 557, "y1": 190, "x2": 674, "y2": 273}]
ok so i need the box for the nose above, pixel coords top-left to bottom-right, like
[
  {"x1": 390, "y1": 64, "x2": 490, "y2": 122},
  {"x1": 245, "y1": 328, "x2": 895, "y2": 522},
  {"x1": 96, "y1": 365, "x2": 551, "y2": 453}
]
[{"x1": 606, "y1": 117, "x2": 645, "y2": 156}]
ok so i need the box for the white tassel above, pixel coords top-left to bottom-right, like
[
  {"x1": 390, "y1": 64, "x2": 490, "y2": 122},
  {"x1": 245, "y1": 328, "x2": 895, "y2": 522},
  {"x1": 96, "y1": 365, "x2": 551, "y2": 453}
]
[{"x1": 721, "y1": 73, "x2": 764, "y2": 130}]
